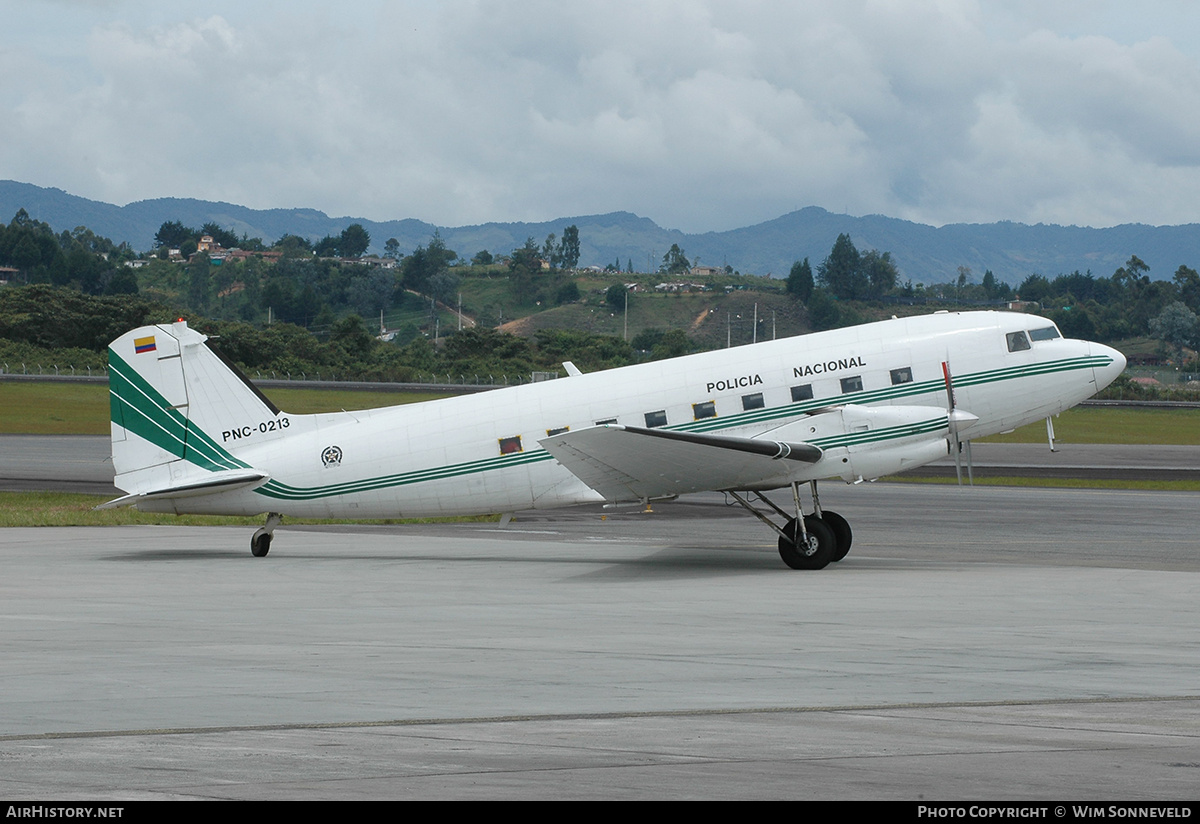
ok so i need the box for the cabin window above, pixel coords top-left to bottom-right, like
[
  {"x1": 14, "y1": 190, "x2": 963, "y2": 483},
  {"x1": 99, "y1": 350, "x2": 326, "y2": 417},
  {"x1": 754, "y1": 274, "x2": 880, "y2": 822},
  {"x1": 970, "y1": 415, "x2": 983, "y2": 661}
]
[
  {"x1": 1006, "y1": 331, "x2": 1031, "y2": 352},
  {"x1": 790, "y1": 384, "x2": 814, "y2": 402},
  {"x1": 742, "y1": 392, "x2": 765, "y2": 411},
  {"x1": 546, "y1": 426, "x2": 569, "y2": 437},
  {"x1": 596, "y1": 418, "x2": 617, "y2": 426},
  {"x1": 1029, "y1": 326, "x2": 1061, "y2": 342},
  {"x1": 692, "y1": 401, "x2": 716, "y2": 420},
  {"x1": 890, "y1": 367, "x2": 913, "y2": 385},
  {"x1": 499, "y1": 436, "x2": 523, "y2": 455},
  {"x1": 840, "y1": 376, "x2": 863, "y2": 394},
  {"x1": 645, "y1": 410, "x2": 668, "y2": 428}
]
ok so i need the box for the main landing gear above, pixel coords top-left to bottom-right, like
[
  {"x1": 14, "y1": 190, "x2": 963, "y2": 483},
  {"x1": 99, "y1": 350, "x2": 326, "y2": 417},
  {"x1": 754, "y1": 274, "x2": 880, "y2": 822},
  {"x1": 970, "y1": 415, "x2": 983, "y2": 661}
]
[
  {"x1": 728, "y1": 481, "x2": 852, "y2": 570},
  {"x1": 251, "y1": 512, "x2": 282, "y2": 557}
]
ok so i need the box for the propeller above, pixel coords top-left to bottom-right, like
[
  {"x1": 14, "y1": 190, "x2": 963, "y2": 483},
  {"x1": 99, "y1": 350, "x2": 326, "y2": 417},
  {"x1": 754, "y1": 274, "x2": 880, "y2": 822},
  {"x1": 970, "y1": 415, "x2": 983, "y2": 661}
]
[{"x1": 941, "y1": 360, "x2": 979, "y2": 485}]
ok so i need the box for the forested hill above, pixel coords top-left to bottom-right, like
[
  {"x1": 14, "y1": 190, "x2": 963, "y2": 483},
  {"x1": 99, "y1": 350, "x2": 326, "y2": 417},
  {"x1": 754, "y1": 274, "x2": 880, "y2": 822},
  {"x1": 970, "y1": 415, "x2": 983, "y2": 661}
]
[{"x1": 5, "y1": 179, "x2": 1200, "y2": 286}]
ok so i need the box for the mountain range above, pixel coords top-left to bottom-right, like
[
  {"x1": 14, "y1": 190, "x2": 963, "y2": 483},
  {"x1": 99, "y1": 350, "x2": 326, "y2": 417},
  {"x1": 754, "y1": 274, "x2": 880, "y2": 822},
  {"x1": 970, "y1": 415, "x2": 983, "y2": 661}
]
[{"x1": 4, "y1": 179, "x2": 1200, "y2": 286}]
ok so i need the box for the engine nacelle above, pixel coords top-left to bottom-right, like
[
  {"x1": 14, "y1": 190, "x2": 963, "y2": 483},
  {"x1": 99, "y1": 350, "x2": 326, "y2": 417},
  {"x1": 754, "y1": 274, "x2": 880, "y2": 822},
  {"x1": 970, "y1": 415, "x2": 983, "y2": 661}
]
[{"x1": 764, "y1": 404, "x2": 951, "y2": 482}]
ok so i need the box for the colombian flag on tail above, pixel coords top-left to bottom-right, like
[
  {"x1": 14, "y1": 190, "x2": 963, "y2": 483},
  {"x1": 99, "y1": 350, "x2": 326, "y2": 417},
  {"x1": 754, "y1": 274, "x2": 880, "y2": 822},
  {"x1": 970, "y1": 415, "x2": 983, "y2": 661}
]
[{"x1": 134, "y1": 336, "x2": 156, "y2": 354}]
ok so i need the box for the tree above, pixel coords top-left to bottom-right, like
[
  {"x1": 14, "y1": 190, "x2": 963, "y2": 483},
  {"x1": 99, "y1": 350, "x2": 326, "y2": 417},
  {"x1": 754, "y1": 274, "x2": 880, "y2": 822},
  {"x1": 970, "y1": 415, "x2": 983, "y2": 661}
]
[
  {"x1": 605, "y1": 283, "x2": 628, "y2": 311},
  {"x1": 427, "y1": 269, "x2": 460, "y2": 306},
  {"x1": 786, "y1": 258, "x2": 813, "y2": 301},
  {"x1": 472, "y1": 249, "x2": 494, "y2": 266},
  {"x1": 982, "y1": 270, "x2": 1008, "y2": 300},
  {"x1": 661, "y1": 243, "x2": 690, "y2": 275},
  {"x1": 1149, "y1": 301, "x2": 1198, "y2": 367},
  {"x1": 806, "y1": 287, "x2": 841, "y2": 331},
  {"x1": 557, "y1": 225, "x2": 580, "y2": 270},
  {"x1": 425, "y1": 231, "x2": 456, "y2": 270},
  {"x1": 274, "y1": 234, "x2": 313, "y2": 255},
  {"x1": 817, "y1": 234, "x2": 864, "y2": 300},
  {"x1": 313, "y1": 235, "x2": 339, "y2": 257},
  {"x1": 1017, "y1": 274, "x2": 1051, "y2": 303},
  {"x1": 383, "y1": 238, "x2": 401, "y2": 259},
  {"x1": 508, "y1": 237, "x2": 542, "y2": 294},
  {"x1": 861, "y1": 250, "x2": 898, "y2": 298},
  {"x1": 201, "y1": 222, "x2": 239, "y2": 249},
  {"x1": 555, "y1": 281, "x2": 580, "y2": 304},
  {"x1": 154, "y1": 220, "x2": 195, "y2": 249},
  {"x1": 346, "y1": 269, "x2": 394, "y2": 318},
  {"x1": 1173, "y1": 265, "x2": 1200, "y2": 313},
  {"x1": 339, "y1": 224, "x2": 370, "y2": 258},
  {"x1": 188, "y1": 252, "x2": 210, "y2": 310},
  {"x1": 1112, "y1": 255, "x2": 1150, "y2": 296}
]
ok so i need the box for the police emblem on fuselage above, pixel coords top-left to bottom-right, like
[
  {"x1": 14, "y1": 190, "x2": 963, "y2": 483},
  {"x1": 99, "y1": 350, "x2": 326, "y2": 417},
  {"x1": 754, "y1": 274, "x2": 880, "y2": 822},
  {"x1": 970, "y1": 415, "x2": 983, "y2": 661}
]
[{"x1": 321, "y1": 445, "x2": 343, "y2": 467}]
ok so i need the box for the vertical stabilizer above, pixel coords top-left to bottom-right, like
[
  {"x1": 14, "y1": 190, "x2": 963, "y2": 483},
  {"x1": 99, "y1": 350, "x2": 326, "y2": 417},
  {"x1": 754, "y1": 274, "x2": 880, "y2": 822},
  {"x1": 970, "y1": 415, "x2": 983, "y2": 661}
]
[{"x1": 108, "y1": 320, "x2": 278, "y2": 494}]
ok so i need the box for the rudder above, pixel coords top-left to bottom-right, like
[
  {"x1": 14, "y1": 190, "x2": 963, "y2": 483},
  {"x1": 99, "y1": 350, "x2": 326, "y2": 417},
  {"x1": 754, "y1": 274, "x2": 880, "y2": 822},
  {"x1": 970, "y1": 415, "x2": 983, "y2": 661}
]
[{"x1": 108, "y1": 320, "x2": 279, "y2": 494}]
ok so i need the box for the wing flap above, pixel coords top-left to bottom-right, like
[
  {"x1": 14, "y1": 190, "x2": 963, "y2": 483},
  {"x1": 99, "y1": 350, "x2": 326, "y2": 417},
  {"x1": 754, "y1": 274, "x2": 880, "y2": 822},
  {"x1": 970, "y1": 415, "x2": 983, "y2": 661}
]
[{"x1": 539, "y1": 425, "x2": 821, "y2": 502}]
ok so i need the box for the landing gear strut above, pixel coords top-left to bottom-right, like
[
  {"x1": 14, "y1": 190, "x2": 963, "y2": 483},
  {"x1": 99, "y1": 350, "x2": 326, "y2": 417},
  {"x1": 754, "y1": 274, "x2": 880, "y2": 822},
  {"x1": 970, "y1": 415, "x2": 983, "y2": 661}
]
[
  {"x1": 251, "y1": 512, "x2": 282, "y2": 557},
  {"x1": 729, "y1": 481, "x2": 852, "y2": 570}
]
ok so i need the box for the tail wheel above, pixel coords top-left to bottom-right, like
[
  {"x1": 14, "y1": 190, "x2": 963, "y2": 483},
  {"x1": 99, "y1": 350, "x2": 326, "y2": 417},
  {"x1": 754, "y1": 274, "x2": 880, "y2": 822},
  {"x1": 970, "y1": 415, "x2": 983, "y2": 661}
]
[
  {"x1": 250, "y1": 530, "x2": 272, "y2": 557},
  {"x1": 778, "y1": 516, "x2": 836, "y2": 570}
]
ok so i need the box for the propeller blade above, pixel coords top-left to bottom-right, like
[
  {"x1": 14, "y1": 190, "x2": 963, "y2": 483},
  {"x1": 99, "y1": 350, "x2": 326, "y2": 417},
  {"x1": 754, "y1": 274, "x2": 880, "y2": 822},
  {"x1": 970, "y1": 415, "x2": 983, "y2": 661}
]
[
  {"x1": 941, "y1": 360, "x2": 956, "y2": 410},
  {"x1": 942, "y1": 360, "x2": 978, "y2": 486}
]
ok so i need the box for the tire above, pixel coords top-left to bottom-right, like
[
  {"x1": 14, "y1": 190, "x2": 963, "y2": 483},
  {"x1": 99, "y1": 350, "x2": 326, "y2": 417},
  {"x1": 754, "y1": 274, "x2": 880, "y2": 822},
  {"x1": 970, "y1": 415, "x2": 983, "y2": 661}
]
[
  {"x1": 250, "y1": 531, "x2": 271, "y2": 557},
  {"x1": 821, "y1": 510, "x2": 853, "y2": 562},
  {"x1": 778, "y1": 516, "x2": 835, "y2": 570}
]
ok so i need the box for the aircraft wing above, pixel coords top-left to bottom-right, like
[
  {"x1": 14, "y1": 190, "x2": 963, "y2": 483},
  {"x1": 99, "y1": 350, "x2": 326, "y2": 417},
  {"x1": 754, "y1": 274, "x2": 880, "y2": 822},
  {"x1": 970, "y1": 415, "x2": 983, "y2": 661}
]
[{"x1": 539, "y1": 425, "x2": 821, "y2": 502}]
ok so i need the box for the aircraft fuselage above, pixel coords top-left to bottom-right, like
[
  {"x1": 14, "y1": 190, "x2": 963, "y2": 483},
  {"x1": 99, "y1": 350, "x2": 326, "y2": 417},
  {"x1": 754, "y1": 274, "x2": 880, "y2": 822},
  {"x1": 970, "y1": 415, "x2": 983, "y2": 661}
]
[{"x1": 126, "y1": 311, "x2": 1124, "y2": 519}]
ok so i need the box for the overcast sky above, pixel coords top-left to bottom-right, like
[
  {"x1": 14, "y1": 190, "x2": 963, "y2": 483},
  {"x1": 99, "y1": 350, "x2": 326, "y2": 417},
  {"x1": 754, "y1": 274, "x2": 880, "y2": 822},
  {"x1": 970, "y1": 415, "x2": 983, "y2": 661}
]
[{"x1": 4, "y1": 0, "x2": 1200, "y2": 233}]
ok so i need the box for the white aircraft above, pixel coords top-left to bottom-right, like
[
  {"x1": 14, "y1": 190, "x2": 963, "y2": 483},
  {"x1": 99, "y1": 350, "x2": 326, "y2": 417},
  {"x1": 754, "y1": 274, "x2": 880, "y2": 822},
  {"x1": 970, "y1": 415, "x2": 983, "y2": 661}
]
[{"x1": 101, "y1": 310, "x2": 1125, "y2": 568}]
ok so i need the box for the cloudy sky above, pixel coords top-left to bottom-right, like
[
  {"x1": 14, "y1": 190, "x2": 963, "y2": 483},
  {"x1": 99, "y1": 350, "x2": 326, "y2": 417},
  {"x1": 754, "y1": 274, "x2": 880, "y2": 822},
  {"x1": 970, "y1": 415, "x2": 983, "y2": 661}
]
[{"x1": 4, "y1": 0, "x2": 1200, "y2": 233}]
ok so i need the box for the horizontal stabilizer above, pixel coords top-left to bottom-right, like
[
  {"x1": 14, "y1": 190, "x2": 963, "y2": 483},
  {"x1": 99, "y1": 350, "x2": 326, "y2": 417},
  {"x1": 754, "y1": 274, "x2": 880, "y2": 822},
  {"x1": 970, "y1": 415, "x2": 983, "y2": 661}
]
[
  {"x1": 540, "y1": 425, "x2": 821, "y2": 502},
  {"x1": 95, "y1": 469, "x2": 269, "y2": 510}
]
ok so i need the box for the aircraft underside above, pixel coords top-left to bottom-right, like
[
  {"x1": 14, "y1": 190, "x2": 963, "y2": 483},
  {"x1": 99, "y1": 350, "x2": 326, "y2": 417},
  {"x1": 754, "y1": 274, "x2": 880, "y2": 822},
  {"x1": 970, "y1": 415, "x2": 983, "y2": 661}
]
[{"x1": 237, "y1": 476, "x2": 853, "y2": 569}]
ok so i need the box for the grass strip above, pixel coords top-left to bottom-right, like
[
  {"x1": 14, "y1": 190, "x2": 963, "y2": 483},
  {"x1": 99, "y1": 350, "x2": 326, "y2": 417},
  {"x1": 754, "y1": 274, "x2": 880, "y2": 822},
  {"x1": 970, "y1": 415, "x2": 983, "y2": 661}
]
[{"x1": 0, "y1": 491, "x2": 499, "y2": 528}]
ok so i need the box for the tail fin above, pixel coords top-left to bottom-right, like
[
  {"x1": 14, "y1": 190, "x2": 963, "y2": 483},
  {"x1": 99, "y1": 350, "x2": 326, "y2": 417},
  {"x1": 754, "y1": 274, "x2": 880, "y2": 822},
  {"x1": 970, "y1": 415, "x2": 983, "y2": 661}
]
[{"x1": 108, "y1": 320, "x2": 278, "y2": 497}]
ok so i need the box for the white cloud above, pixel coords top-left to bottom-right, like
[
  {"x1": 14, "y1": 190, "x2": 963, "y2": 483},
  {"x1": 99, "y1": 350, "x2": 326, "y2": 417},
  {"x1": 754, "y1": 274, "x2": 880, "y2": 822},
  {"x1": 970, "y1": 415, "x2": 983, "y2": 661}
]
[{"x1": 4, "y1": 0, "x2": 1200, "y2": 231}]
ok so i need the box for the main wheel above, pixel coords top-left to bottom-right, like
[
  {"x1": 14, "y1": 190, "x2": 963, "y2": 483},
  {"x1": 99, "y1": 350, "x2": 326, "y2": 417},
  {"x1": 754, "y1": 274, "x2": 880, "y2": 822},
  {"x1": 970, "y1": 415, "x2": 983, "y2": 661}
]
[
  {"x1": 250, "y1": 530, "x2": 272, "y2": 557},
  {"x1": 778, "y1": 516, "x2": 836, "y2": 570},
  {"x1": 820, "y1": 510, "x2": 853, "y2": 562}
]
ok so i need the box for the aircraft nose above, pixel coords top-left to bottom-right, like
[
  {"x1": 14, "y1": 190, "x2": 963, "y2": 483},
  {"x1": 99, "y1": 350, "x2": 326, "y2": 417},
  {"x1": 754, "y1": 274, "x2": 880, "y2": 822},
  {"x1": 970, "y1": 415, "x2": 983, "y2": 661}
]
[{"x1": 1090, "y1": 342, "x2": 1127, "y2": 391}]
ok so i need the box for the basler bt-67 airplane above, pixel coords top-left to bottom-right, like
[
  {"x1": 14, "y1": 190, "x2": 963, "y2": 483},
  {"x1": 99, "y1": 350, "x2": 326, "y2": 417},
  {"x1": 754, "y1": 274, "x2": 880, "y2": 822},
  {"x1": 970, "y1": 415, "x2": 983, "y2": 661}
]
[{"x1": 101, "y1": 310, "x2": 1125, "y2": 569}]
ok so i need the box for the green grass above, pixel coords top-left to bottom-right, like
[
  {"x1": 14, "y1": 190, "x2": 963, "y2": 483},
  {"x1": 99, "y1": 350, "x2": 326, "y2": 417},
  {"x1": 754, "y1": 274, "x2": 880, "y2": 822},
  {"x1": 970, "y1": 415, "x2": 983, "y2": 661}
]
[
  {"x1": 0, "y1": 382, "x2": 448, "y2": 434},
  {"x1": 978, "y1": 407, "x2": 1200, "y2": 445},
  {"x1": 0, "y1": 491, "x2": 500, "y2": 528},
  {"x1": 0, "y1": 382, "x2": 111, "y2": 435}
]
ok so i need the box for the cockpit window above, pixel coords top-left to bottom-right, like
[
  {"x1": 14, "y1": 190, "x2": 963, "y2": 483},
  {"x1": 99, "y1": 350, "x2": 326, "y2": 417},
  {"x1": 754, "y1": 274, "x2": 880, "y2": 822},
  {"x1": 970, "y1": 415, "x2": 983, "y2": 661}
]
[
  {"x1": 1006, "y1": 331, "x2": 1031, "y2": 352},
  {"x1": 1029, "y1": 326, "x2": 1061, "y2": 342}
]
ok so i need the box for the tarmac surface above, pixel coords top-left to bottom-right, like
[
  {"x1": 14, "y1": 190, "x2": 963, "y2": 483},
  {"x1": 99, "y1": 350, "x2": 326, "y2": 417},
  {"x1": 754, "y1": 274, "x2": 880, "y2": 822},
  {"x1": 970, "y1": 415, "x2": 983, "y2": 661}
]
[{"x1": 1, "y1": 476, "x2": 1199, "y2": 799}]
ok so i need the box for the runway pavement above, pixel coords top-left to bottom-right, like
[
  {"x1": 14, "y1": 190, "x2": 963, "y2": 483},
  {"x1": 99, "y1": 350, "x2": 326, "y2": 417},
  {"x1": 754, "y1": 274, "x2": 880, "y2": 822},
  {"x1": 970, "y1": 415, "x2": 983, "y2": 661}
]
[{"x1": 1, "y1": 483, "x2": 1198, "y2": 800}]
